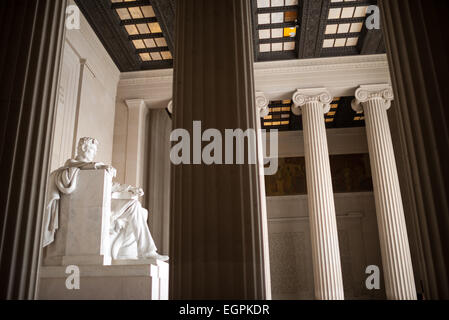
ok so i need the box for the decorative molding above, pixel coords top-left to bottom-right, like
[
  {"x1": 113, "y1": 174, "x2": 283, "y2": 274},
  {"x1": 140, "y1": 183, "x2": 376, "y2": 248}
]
[
  {"x1": 255, "y1": 54, "x2": 391, "y2": 100},
  {"x1": 254, "y1": 54, "x2": 389, "y2": 74},
  {"x1": 117, "y1": 54, "x2": 391, "y2": 107}
]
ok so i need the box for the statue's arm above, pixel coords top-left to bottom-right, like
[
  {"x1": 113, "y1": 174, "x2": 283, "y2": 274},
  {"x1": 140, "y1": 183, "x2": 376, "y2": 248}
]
[
  {"x1": 79, "y1": 162, "x2": 116, "y2": 177},
  {"x1": 112, "y1": 182, "x2": 144, "y2": 199}
]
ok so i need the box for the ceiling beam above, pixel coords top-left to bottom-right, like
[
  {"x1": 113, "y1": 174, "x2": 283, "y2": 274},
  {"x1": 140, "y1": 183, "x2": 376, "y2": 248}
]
[
  {"x1": 150, "y1": 0, "x2": 176, "y2": 55},
  {"x1": 129, "y1": 33, "x2": 165, "y2": 40},
  {"x1": 360, "y1": 29, "x2": 385, "y2": 55},
  {"x1": 111, "y1": 0, "x2": 151, "y2": 9},
  {"x1": 326, "y1": 17, "x2": 366, "y2": 24},
  {"x1": 319, "y1": 46, "x2": 359, "y2": 58},
  {"x1": 136, "y1": 46, "x2": 170, "y2": 54},
  {"x1": 298, "y1": 0, "x2": 329, "y2": 59},
  {"x1": 324, "y1": 32, "x2": 363, "y2": 41},
  {"x1": 120, "y1": 17, "x2": 158, "y2": 25},
  {"x1": 256, "y1": 6, "x2": 298, "y2": 14},
  {"x1": 258, "y1": 37, "x2": 297, "y2": 44},
  {"x1": 329, "y1": 0, "x2": 373, "y2": 8},
  {"x1": 257, "y1": 21, "x2": 297, "y2": 30}
]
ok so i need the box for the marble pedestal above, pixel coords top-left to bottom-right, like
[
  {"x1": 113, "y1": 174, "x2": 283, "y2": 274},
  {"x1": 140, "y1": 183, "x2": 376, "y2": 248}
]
[
  {"x1": 40, "y1": 169, "x2": 169, "y2": 300},
  {"x1": 44, "y1": 169, "x2": 112, "y2": 266},
  {"x1": 38, "y1": 259, "x2": 169, "y2": 300}
]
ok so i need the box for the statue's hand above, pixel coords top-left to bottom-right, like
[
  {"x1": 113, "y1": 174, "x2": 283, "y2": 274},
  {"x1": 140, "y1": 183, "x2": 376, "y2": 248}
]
[
  {"x1": 95, "y1": 164, "x2": 116, "y2": 177},
  {"x1": 131, "y1": 187, "x2": 144, "y2": 198},
  {"x1": 114, "y1": 219, "x2": 127, "y2": 233}
]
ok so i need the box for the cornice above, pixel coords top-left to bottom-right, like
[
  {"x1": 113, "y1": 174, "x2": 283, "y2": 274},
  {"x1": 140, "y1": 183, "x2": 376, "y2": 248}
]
[
  {"x1": 116, "y1": 54, "x2": 391, "y2": 103},
  {"x1": 254, "y1": 54, "x2": 389, "y2": 75}
]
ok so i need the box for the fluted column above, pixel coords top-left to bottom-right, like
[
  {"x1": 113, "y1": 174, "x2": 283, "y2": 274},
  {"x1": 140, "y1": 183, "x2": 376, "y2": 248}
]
[
  {"x1": 170, "y1": 0, "x2": 266, "y2": 299},
  {"x1": 125, "y1": 99, "x2": 148, "y2": 188},
  {"x1": 352, "y1": 84, "x2": 417, "y2": 300},
  {"x1": 0, "y1": 0, "x2": 67, "y2": 299},
  {"x1": 380, "y1": 0, "x2": 449, "y2": 299},
  {"x1": 255, "y1": 92, "x2": 272, "y2": 300},
  {"x1": 292, "y1": 88, "x2": 344, "y2": 300}
]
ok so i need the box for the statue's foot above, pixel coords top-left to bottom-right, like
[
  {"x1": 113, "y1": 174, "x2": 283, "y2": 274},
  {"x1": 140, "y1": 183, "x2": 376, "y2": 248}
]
[{"x1": 141, "y1": 252, "x2": 169, "y2": 262}]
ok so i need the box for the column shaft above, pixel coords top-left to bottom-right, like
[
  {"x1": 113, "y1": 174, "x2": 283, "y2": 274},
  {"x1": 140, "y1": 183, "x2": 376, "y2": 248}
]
[
  {"x1": 256, "y1": 92, "x2": 273, "y2": 300},
  {"x1": 170, "y1": 0, "x2": 266, "y2": 299},
  {"x1": 357, "y1": 89, "x2": 417, "y2": 299},
  {"x1": 125, "y1": 99, "x2": 147, "y2": 188},
  {"x1": 293, "y1": 89, "x2": 344, "y2": 300},
  {"x1": 380, "y1": 0, "x2": 449, "y2": 299},
  {"x1": 0, "y1": 0, "x2": 67, "y2": 299}
]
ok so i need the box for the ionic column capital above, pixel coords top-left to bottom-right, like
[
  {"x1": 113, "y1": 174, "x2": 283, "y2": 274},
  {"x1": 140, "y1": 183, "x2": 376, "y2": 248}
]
[
  {"x1": 351, "y1": 84, "x2": 394, "y2": 113},
  {"x1": 255, "y1": 91, "x2": 270, "y2": 118},
  {"x1": 292, "y1": 88, "x2": 333, "y2": 116}
]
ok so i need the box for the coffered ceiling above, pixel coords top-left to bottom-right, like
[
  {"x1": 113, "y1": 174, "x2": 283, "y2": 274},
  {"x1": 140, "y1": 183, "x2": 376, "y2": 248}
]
[
  {"x1": 74, "y1": 0, "x2": 384, "y2": 72},
  {"x1": 74, "y1": 0, "x2": 175, "y2": 71},
  {"x1": 252, "y1": 0, "x2": 384, "y2": 62}
]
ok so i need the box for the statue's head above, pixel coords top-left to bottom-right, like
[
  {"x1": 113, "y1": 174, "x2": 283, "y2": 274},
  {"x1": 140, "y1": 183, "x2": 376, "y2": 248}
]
[{"x1": 76, "y1": 137, "x2": 99, "y2": 162}]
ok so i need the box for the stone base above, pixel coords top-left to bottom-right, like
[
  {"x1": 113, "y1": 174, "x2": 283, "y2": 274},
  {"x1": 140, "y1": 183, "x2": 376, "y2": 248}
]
[{"x1": 38, "y1": 260, "x2": 168, "y2": 300}]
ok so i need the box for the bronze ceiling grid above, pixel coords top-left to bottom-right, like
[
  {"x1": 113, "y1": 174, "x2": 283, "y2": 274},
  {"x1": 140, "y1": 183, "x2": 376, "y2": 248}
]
[{"x1": 74, "y1": 0, "x2": 173, "y2": 71}]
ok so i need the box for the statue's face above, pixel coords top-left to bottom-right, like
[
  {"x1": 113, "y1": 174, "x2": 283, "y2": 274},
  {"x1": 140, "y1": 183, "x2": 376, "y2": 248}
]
[{"x1": 81, "y1": 144, "x2": 97, "y2": 162}]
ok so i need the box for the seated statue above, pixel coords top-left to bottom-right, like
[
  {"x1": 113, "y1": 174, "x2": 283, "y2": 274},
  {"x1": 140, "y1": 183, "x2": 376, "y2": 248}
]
[{"x1": 42, "y1": 137, "x2": 168, "y2": 261}]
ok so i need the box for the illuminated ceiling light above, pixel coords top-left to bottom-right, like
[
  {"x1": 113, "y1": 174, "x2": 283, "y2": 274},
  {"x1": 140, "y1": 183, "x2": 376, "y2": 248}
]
[
  {"x1": 258, "y1": 13, "x2": 271, "y2": 24},
  {"x1": 323, "y1": 39, "x2": 335, "y2": 48},
  {"x1": 350, "y1": 22, "x2": 363, "y2": 33},
  {"x1": 271, "y1": 0, "x2": 284, "y2": 7},
  {"x1": 346, "y1": 37, "x2": 359, "y2": 46},
  {"x1": 271, "y1": 28, "x2": 283, "y2": 38},
  {"x1": 272, "y1": 43, "x2": 283, "y2": 51},
  {"x1": 325, "y1": 24, "x2": 338, "y2": 34},
  {"x1": 334, "y1": 38, "x2": 346, "y2": 47},
  {"x1": 284, "y1": 41, "x2": 296, "y2": 50},
  {"x1": 257, "y1": 0, "x2": 270, "y2": 8},
  {"x1": 328, "y1": 8, "x2": 342, "y2": 19},
  {"x1": 259, "y1": 29, "x2": 270, "y2": 39},
  {"x1": 341, "y1": 7, "x2": 355, "y2": 19},
  {"x1": 284, "y1": 27, "x2": 296, "y2": 37},
  {"x1": 260, "y1": 43, "x2": 271, "y2": 52},
  {"x1": 337, "y1": 23, "x2": 350, "y2": 33}
]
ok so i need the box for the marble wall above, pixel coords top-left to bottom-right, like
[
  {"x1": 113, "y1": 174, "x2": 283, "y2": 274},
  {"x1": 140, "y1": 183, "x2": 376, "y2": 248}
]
[
  {"x1": 50, "y1": 0, "x2": 120, "y2": 171},
  {"x1": 267, "y1": 193, "x2": 385, "y2": 300},
  {"x1": 111, "y1": 101, "x2": 128, "y2": 184}
]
